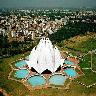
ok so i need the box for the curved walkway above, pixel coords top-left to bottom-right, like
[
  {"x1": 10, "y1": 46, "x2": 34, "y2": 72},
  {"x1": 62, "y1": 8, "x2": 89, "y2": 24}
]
[
  {"x1": 7, "y1": 49, "x2": 96, "y2": 90},
  {"x1": 7, "y1": 57, "x2": 52, "y2": 90},
  {"x1": 7, "y1": 57, "x2": 74, "y2": 90},
  {"x1": 76, "y1": 80, "x2": 96, "y2": 88},
  {"x1": 77, "y1": 49, "x2": 96, "y2": 88}
]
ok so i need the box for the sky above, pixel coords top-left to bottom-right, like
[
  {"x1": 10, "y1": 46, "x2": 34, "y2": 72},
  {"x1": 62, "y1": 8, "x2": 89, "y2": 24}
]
[{"x1": 0, "y1": 0, "x2": 96, "y2": 8}]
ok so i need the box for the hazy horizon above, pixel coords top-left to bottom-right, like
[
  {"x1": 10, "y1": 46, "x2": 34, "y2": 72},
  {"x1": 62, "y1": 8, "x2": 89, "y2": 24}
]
[{"x1": 0, "y1": 0, "x2": 96, "y2": 8}]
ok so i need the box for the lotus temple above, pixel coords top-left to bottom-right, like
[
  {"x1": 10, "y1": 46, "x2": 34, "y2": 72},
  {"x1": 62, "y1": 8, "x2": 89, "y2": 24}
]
[{"x1": 10, "y1": 37, "x2": 82, "y2": 89}]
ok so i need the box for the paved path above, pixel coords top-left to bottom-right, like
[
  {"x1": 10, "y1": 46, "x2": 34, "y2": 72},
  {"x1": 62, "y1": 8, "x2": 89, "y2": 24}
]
[
  {"x1": 77, "y1": 49, "x2": 96, "y2": 88},
  {"x1": 7, "y1": 49, "x2": 96, "y2": 90},
  {"x1": 65, "y1": 79, "x2": 73, "y2": 89},
  {"x1": 82, "y1": 68, "x2": 91, "y2": 69}
]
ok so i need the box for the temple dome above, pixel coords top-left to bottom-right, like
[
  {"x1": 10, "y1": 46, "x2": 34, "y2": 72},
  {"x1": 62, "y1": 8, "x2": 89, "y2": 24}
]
[{"x1": 26, "y1": 37, "x2": 64, "y2": 74}]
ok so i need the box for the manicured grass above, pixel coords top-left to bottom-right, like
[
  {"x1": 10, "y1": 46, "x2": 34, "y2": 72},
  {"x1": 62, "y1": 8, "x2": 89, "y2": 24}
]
[
  {"x1": 75, "y1": 38, "x2": 96, "y2": 53},
  {"x1": 65, "y1": 38, "x2": 96, "y2": 53},
  {"x1": 0, "y1": 53, "x2": 96, "y2": 96},
  {"x1": 0, "y1": 54, "x2": 30, "y2": 96},
  {"x1": 31, "y1": 80, "x2": 96, "y2": 96},
  {"x1": 64, "y1": 33, "x2": 96, "y2": 53},
  {"x1": 69, "y1": 80, "x2": 96, "y2": 96},
  {"x1": 76, "y1": 69, "x2": 96, "y2": 85},
  {"x1": 0, "y1": 33, "x2": 96, "y2": 96},
  {"x1": 92, "y1": 53, "x2": 96, "y2": 71},
  {"x1": 79, "y1": 54, "x2": 91, "y2": 68}
]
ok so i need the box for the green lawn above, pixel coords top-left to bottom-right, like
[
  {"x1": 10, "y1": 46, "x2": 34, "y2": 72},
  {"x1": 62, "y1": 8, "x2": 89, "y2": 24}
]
[
  {"x1": 64, "y1": 33, "x2": 96, "y2": 53},
  {"x1": 92, "y1": 53, "x2": 96, "y2": 71},
  {"x1": 79, "y1": 54, "x2": 91, "y2": 68},
  {"x1": 0, "y1": 54, "x2": 30, "y2": 96},
  {"x1": 76, "y1": 38, "x2": 96, "y2": 53},
  {"x1": 0, "y1": 53, "x2": 96, "y2": 96},
  {"x1": 0, "y1": 33, "x2": 96, "y2": 96},
  {"x1": 76, "y1": 69, "x2": 96, "y2": 85}
]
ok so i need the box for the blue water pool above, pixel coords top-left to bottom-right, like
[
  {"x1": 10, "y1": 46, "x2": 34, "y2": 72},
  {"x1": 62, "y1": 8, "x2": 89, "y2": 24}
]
[
  {"x1": 15, "y1": 60, "x2": 27, "y2": 68},
  {"x1": 64, "y1": 60, "x2": 74, "y2": 65},
  {"x1": 15, "y1": 69, "x2": 29, "y2": 78},
  {"x1": 28, "y1": 75, "x2": 46, "y2": 87},
  {"x1": 49, "y1": 74, "x2": 67, "y2": 85},
  {"x1": 64, "y1": 68, "x2": 77, "y2": 77}
]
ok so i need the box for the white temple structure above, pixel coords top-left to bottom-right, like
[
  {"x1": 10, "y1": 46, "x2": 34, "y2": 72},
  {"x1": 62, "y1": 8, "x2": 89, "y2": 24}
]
[{"x1": 26, "y1": 37, "x2": 64, "y2": 74}]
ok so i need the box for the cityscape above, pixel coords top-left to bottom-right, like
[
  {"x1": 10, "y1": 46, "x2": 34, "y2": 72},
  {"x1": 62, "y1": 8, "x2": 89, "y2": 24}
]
[{"x1": 0, "y1": 0, "x2": 96, "y2": 96}]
